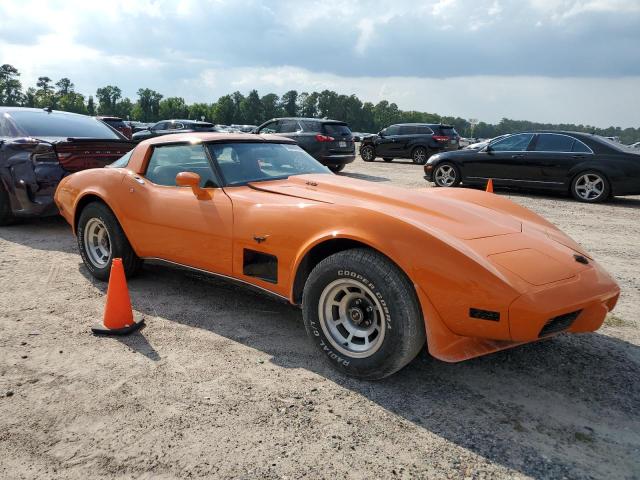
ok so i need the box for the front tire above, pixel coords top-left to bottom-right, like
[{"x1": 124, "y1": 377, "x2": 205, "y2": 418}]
[
  {"x1": 77, "y1": 202, "x2": 142, "y2": 281},
  {"x1": 360, "y1": 145, "x2": 375, "y2": 162},
  {"x1": 0, "y1": 182, "x2": 16, "y2": 226},
  {"x1": 433, "y1": 162, "x2": 461, "y2": 188},
  {"x1": 570, "y1": 171, "x2": 610, "y2": 203},
  {"x1": 302, "y1": 248, "x2": 425, "y2": 380}
]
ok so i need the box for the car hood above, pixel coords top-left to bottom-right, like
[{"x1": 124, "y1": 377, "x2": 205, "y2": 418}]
[{"x1": 248, "y1": 174, "x2": 525, "y2": 240}]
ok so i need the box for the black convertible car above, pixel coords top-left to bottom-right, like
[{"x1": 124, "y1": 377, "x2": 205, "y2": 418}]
[
  {"x1": 0, "y1": 107, "x2": 134, "y2": 225},
  {"x1": 424, "y1": 131, "x2": 640, "y2": 202}
]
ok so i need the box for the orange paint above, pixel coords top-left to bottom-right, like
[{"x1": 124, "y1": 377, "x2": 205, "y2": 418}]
[{"x1": 55, "y1": 133, "x2": 620, "y2": 362}]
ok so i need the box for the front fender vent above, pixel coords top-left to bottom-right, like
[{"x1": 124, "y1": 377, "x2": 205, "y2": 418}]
[
  {"x1": 469, "y1": 308, "x2": 500, "y2": 322},
  {"x1": 539, "y1": 310, "x2": 582, "y2": 338}
]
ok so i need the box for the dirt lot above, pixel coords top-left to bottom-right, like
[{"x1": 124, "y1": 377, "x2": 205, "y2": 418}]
[{"x1": 1, "y1": 156, "x2": 639, "y2": 479}]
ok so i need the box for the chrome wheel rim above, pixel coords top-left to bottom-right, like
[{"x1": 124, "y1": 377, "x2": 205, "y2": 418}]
[
  {"x1": 435, "y1": 164, "x2": 456, "y2": 186},
  {"x1": 361, "y1": 147, "x2": 373, "y2": 161},
  {"x1": 318, "y1": 279, "x2": 386, "y2": 358},
  {"x1": 413, "y1": 149, "x2": 426, "y2": 163},
  {"x1": 575, "y1": 173, "x2": 604, "y2": 200},
  {"x1": 84, "y1": 218, "x2": 111, "y2": 268}
]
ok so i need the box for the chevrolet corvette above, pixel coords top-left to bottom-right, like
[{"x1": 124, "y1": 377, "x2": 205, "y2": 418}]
[{"x1": 54, "y1": 132, "x2": 620, "y2": 379}]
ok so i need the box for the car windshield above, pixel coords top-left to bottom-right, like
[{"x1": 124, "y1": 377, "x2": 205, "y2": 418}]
[
  {"x1": 208, "y1": 142, "x2": 330, "y2": 186},
  {"x1": 10, "y1": 111, "x2": 122, "y2": 139}
]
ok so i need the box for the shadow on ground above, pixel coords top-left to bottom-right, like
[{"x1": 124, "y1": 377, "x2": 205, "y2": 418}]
[{"x1": 80, "y1": 261, "x2": 640, "y2": 479}]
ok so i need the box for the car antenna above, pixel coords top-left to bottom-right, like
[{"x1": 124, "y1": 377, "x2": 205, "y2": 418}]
[{"x1": 43, "y1": 106, "x2": 53, "y2": 113}]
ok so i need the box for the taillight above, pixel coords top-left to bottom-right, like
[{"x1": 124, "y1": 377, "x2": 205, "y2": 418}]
[
  {"x1": 315, "y1": 134, "x2": 335, "y2": 142},
  {"x1": 433, "y1": 135, "x2": 449, "y2": 142}
]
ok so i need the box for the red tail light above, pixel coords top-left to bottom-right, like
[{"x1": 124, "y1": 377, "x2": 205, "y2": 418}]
[
  {"x1": 315, "y1": 134, "x2": 335, "y2": 142},
  {"x1": 433, "y1": 135, "x2": 449, "y2": 142}
]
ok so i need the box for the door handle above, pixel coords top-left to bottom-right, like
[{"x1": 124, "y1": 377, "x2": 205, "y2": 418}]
[
  {"x1": 511, "y1": 154, "x2": 524, "y2": 159},
  {"x1": 572, "y1": 155, "x2": 585, "y2": 159}
]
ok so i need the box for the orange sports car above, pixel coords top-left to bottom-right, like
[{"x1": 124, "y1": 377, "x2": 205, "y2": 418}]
[{"x1": 54, "y1": 132, "x2": 620, "y2": 379}]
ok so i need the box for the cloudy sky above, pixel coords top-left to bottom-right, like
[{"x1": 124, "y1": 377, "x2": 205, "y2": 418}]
[{"x1": 0, "y1": 0, "x2": 638, "y2": 127}]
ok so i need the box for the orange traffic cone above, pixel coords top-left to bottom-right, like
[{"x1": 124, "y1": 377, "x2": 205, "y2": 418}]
[
  {"x1": 92, "y1": 258, "x2": 144, "y2": 335},
  {"x1": 486, "y1": 178, "x2": 494, "y2": 193}
]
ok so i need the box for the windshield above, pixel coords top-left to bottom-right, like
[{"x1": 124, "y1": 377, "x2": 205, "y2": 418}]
[
  {"x1": 10, "y1": 111, "x2": 122, "y2": 139},
  {"x1": 208, "y1": 142, "x2": 330, "y2": 186}
]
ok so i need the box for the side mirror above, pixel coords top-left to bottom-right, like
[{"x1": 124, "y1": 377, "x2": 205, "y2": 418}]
[
  {"x1": 378, "y1": 130, "x2": 385, "y2": 137},
  {"x1": 485, "y1": 144, "x2": 493, "y2": 153},
  {"x1": 176, "y1": 172, "x2": 207, "y2": 198}
]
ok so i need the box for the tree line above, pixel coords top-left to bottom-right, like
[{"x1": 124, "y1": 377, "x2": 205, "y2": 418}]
[{"x1": 1, "y1": 64, "x2": 638, "y2": 143}]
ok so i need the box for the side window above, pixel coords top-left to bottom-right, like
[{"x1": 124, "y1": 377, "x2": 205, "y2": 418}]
[
  {"x1": 490, "y1": 133, "x2": 534, "y2": 152},
  {"x1": 145, "y1": 144, "x2": 218, "y2": 188},
  {"x1": 300, "y1": 120, "x2": 320, "y2": 132},
  {"x1": 534, "y1": 134, "x2": 575, "y2": 152},
  {"x1": 279, "y1": 120, "x2": 301, "y2": 133},
  {"x1": 415, "y1": 126, "x2": 434, "y2": 135},
  {"x1": 385, "y1": 125, "x2": 400, "y2": 135},
  {"x1": 572, "y1": 140, "x2": 592, "y2": 153},
  {"x1": 172, "y1": 122, "x2": 185, "y2": 130},
  {"x1": 398, "y1": 126, "x2": 414, "y2": 135},
  {"x1": 153, "y1": 122, "x2": 167, "y2": 130},
  {"x1": 259, "y1": 121, "x2": 279, "y2": 134}
]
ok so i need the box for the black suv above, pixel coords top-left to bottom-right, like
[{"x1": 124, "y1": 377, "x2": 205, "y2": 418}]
[
  {"x1": 359, "y1": 123, "x2": 460, "y2": 164},
  {"x1": 132, "y1": 119, "x2": 219, "y2": 141},
  {"x1": 254, "y1": 117, "x2": 355, "y2": 172}
]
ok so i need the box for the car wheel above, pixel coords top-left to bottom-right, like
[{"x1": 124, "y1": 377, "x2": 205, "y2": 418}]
[
  {"x1": 360, "y1": 146, "x2": 375, "y2": 162},
  {"x1": 329, "y1": 164, "x2": 345, "y2": 173},
  {"x1": 412, "y1": 147, "x2": 428, "y2": 165},
  {"x1": 0, "y1": 182, "x2": 16, "y2": 226},
  {"x1": 77, "y1": 202, "x2": 142, "y2": 281},
  {"x1": 571, "y1": 171, "x2": 611, "y2": 203},
  {"x1": 433, "y1": 162, "x2": 461, "y2": 188},
  {"x1": 383, "y1": 158, "x2": 393, "y2": 162},
  {"x1": 302, "y1": 248, "x2": 425, "y2": 380}
]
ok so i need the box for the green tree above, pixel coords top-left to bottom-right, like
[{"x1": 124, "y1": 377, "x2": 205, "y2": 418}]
[
  {"x1": 231, "y1": 91, "x2": 245, "y2": 123},
  {"x1": 35, "y1": 76, "x2": 55, "y2": 108},
  {"x1": 240, "y1": 89, "x2": 263, "y2": 124},
  {"x1": 189, "y1": 102, "x2": 213, "y2": 121},
  {"x1": 280, "y1": 90, "x2": 298, "y2": 116},
  {"x1": 116, "y1": 98, "x2": 133, "y2": 119},
  {"x1": 0, "y1": 64, "x2": 23, "y2": 106},
  {"x1": 133, "y1": 88, "x2": 163, "y2": 122},
  {"x1": 261, "y1": 93, "x2": 281, "y2": 121},
  {"x1": 95, "y1": 85, "x2": 122, "y2": 115},
  {"x1": 23, "y1": 87, "x2": 37, "y2": 108},
  {"x1": 55, "y1": 77, "x2": 74, "y2": 95},
  {"x1": 213, "y1": 95, "x2": 235, "y2": 124},
  {"x1": 299, "y1": 92, "x2": 319, "y2": 118},
  {"x1": 86, "y1": 96, "x2": 96, "y2": 116},
  {"x1": 159, "y1": 97, "x2": 189, "y2": 119}
]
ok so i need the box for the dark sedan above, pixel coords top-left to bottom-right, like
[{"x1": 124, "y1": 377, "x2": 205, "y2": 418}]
[
  {"x1": 424, "y1": 131, "x2": 640, "y2": 202},
  {"x1": 0, "y1": 107, "x2": 134, "y2": 224},
  {"x1": 132, "y1": 119, "x2": 219, "y2": 141}
]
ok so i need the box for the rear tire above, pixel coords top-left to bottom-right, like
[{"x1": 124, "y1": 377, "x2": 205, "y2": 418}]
[
  {"x1": 570, "y1": 170, "x2": 611, "y2": 203},
  {"x1": 360, "y1": 145, "x2": 375, "y2": 162},
  {"x1": 0, "y1": 182, "x2": 16, "y2": 226},
  {"x1": 302, "y1": 248, "x2": 426, "y2": 380},
  {"x1": 412, "y1": 147, "x2": 428, "y2": 165},
  {"x1": 328, "y1": 164, "x2": 345, "y2": 173},
  {"x1": 77, "y1": 202, "x2": 142, "y2": 281}
]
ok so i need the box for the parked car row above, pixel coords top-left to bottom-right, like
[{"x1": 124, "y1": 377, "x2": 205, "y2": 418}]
[{"x1": 423, "y1": 131, "x2": 640, "y2": 203}]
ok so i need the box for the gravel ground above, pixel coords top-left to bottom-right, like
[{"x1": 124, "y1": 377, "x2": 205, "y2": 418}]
[{"x1": 1, "y1": 155, "x2": 639, "y2": 479}]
